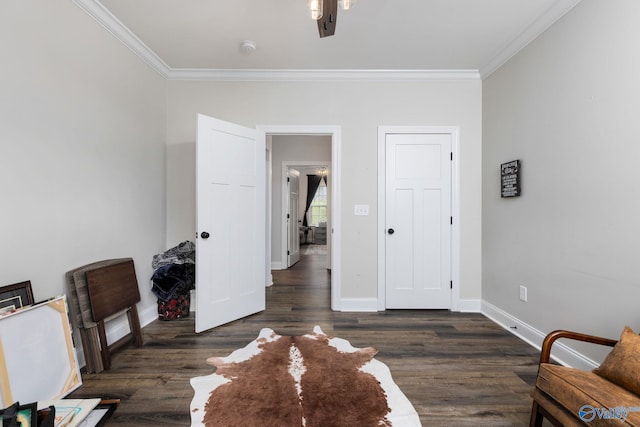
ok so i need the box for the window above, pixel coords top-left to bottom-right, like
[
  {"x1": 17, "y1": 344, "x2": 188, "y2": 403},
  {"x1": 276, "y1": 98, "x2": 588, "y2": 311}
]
[{"x1": 309, "y1": 184, "x2": 327, "y2": 226}]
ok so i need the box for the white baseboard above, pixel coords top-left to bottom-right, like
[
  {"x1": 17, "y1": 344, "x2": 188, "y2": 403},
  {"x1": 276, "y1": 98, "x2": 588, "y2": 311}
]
[
  {"x1": 457, "y1": 298, "x2": 482, "y2": 312},
  {"x1": 77, "y1": 302, "x2": 159, "y2": 369},
  {"x1": 75, "y1": 341, "x2": 86, "y2": 368},
  {"x1": 104, "y1": 303, "x2": 158, "y2": 343},
  {"x1": 271, "y1": 262, "x2": 283, "y2": 270},
  {"x1": 340, "y1": 297, "x2": 379, "y2": 312},
  {"x1": 481, "y1": 300, "x2": 599, "y2": 370},
  {"x1": 139, "y1": 303, "x2": 161, "y2": 327}
]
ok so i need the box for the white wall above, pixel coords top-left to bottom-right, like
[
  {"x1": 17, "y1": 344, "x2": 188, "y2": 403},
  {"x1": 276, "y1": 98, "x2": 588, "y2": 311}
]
[
  {"x1": 0, "y1": 1, "x2": 167, "y2": 337},
  {"x1": 271, "y1": 135, "x2": 331, "y2": 267},
  {"x1": 165, "y1": 79, "x2": 482, "y2": 303},
  {"x1": 483, "y1": 0, "x2": 640, "y2": 363}
]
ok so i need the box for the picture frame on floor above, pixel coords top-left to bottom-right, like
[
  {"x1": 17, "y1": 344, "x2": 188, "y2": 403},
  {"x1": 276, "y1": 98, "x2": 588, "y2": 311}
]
[
  {"x1": 0, "y1": 281, "x2": 34, "y2": 314},
  {"x1": 80, "y1": 400, "x2": 119, "y2": 427},
  {"x1": 0, "y1": 402, "x2": 37, "y2": 427}
]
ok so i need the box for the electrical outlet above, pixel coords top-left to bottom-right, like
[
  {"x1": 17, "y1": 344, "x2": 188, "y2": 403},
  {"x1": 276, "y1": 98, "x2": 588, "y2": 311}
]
[{"x1": 519, "y1": 285, "x2": 528, "y2": 302}]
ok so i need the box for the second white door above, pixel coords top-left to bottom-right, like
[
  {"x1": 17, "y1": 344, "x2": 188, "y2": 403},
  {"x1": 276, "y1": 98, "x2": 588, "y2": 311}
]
[
  {"x1": 384, "y1": 131, "x2": 452, "y2": 309},
  {"x1": 287, "y1": 169, "x2": 301, "y2": 267}
]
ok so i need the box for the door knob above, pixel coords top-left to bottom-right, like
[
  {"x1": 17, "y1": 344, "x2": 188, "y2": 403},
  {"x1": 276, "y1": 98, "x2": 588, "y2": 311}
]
[
  {"x1": 388, "y1": 228, "x2": 395, "y2": 235},
  {"x1": 200, "y1": 231, "x2": 210, "y2": 239}
]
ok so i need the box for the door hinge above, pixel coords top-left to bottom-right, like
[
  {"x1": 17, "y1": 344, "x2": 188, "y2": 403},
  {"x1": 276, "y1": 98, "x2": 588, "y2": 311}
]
[
  {"x1": 287, "y1": 250, "x2": 290, "y2": 255},
  {"x1": 287, "y1": 213, "x2": 290, "y2": 219},
  {"x1": 287, "y1": 177, "x2": 290, "y2": 182},
  {"x1": 450, "y1": 216, "x2": 453, "y2": 225},
  {"x1": 450, "y1": 152, "x2": 453, "y2": 161},
  {"x1": 450, "y1": 281, "x2": 453, "y2": 289}
]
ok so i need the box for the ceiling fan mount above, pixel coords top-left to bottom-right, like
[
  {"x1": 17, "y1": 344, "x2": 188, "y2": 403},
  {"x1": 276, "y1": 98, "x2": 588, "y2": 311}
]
[{"x1": 317, "y1": 0, "x2": 338, "y2": 38}]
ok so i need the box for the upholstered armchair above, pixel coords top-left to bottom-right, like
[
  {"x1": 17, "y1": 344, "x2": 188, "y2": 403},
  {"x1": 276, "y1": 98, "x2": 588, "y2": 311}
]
[{"x1": 530, "y1": 327, "x2": 640, "y2": 426}]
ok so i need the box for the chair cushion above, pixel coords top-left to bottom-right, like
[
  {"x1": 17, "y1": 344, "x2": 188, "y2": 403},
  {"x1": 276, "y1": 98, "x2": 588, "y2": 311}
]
[
  {"x1": 594, "y1": 326, "x2": 640, "y2": 396},
  {"x1": 537, "y1": 364, "x2": 640, "y2": 426}
]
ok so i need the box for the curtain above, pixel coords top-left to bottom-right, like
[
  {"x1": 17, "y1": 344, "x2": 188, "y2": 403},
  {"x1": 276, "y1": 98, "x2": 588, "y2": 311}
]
[{"x1": 303, "y1": 174, "x2": 325, "y2": 227}]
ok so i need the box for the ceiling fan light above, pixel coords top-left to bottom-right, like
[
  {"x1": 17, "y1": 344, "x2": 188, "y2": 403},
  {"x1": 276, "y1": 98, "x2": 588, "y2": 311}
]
[
  {"x1": 307, "y1": 0, "x2": 323, "y2": 20},
  {"x1": 340, "y1": 0, "x2": 356, "y2": 10}
]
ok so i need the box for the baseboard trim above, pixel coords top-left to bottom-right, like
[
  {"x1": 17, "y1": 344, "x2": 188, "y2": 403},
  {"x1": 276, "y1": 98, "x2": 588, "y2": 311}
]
[
  {"x1": 77, "y1": 302, "x2": 159, "y2": 369},
  {"x1": 140, "y1": 303, "x2": 160, "y2": 327},
  {"x1": 481, "y1": 300, "x2": 599, "y2": 370},
  {"x1": 104, "y1": 303, "x2": 157, "y2": 344},
  {"x1": 340, "y1": 297, "x2": 379, "y2": 312},
  {"x1": 457, "y1": 299, "x2": 481, "y2": 312},
  {"x1": 271, "y1": 262, "x2": 283, "y2": 270},
  {"x1": 345, "y1": 297, "x2": 481, "y2": 313}
]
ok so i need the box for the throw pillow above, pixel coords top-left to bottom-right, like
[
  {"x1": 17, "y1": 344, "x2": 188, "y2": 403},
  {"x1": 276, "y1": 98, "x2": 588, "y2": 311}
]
[{"x1": 593, "y1": 326, "x2": 640, "y2": 395}]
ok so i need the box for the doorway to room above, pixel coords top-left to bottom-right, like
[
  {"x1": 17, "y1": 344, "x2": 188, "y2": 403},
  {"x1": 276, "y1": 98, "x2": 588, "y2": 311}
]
[
  {"x1": 282, "y1": 162, "x2": 330, "y2": 270},
  {"x1": 194, "y1": 119, "x2": 341, "y2": 332},
  {"x1": 261, "y1": 126, "x2": 340, "y2": 311}
]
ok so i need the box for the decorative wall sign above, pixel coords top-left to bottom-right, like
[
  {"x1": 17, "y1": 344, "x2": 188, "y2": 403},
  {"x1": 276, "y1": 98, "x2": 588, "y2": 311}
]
[{"x1": 501, "y1": 160, "x2": 521, "y2": 198}]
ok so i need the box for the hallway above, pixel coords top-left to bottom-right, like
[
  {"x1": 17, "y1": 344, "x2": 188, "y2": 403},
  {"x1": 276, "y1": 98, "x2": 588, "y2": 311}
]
[{"x1": 264, "y1": 251, "x2": 332, "y2": 333}]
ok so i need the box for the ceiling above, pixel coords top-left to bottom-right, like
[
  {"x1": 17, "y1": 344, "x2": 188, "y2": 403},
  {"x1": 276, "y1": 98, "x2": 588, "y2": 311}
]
[{"x1": 74, "y1": 0, "x2": 582, "y2": 80}]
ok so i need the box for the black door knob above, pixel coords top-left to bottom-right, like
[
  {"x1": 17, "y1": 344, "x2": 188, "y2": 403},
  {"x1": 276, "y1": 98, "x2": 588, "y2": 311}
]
[
  {"x1": 388, "y1": 228, "x2": 395, "y2": 235},
  {"x1": 200, "y1": 231, "x2": 210, "y2": 239}
]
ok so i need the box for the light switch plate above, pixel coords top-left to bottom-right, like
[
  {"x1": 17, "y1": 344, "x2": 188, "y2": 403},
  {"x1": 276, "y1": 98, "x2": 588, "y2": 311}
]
[{"x1": 354, "y1": 204, "x2": 369, "y2": 216}]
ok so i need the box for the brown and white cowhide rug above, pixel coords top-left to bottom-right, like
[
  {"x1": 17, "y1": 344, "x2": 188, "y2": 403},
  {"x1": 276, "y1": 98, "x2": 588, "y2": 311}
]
[{"x1": 190, "y1": 326, "x2": 421, "y2": 427}]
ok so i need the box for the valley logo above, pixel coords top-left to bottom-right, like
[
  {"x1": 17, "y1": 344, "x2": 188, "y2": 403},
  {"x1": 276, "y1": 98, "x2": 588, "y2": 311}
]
[{"x1": 579, "y1": 405, "x2": 640, "y2": 423}]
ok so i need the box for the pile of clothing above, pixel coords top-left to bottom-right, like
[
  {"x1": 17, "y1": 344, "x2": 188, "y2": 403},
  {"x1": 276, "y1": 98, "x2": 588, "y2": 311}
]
[{"x1": 151, "y1": 241, "x2": 195, "y2": 320}]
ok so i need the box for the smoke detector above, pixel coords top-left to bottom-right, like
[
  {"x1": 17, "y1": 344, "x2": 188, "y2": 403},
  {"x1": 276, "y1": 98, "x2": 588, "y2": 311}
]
[{"x1": 239, "y1": 40, "x2": 257, "y2": 54}]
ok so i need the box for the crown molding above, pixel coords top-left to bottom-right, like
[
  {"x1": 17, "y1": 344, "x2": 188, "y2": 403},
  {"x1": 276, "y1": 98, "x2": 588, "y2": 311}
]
[
  {"x1": 479, "y1": 0, "x2": 583, "y2": 79},
  {"x1": 166, "y1": 68, "x2": 481, "y2": 82},
  {"x1": 72, "y1": 0, "x2": 481, "y2": 82},
  {"x1": 72, "y1": 0, "x2": 172, "y2": 78},
  {"x1": 75, "y1": 0, "x2": 579, "y2": 82}
]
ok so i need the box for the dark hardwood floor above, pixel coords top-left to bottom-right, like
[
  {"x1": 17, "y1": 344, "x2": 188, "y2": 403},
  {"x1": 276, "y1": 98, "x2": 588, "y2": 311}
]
[{"x1": 70, "y1": 249, "x2": 544, "y2": 426}]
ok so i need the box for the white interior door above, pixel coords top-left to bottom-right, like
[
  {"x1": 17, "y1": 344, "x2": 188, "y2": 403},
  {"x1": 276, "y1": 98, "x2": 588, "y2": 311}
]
[
  {"x1": 385, "y1": 132, "x2": 452, "y2": 308},
  {"x1": 287, "y1": 169, "x2": 301, "y2": 267},
  {"x1": 195, "y1": 114, "x2": 265, "y2": 333}
]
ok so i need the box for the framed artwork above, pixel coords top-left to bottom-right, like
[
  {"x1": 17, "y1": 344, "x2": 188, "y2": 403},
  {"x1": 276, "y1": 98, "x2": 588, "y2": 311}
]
[
  {"x1": 0, "y1": 296, "x2": 82, "y2": 407},
  {"x1": 0, "y1": 281, "x2": 34, "y2": 314},
  {"x1": 80, "y1": 400, "x2": 120, "y2": 427},
  {"x1": 0, "y1": 402, "x2": 38, "y2": 427}
]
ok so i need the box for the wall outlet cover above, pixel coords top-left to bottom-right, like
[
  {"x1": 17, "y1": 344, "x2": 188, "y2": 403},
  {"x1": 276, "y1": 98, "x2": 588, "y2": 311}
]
[
  {"x1": 354, "y1": 204, "x2": 369, "y2": 216},
  {"x1": 519, "y1": 285, "x2": 528, "y2": 302}
]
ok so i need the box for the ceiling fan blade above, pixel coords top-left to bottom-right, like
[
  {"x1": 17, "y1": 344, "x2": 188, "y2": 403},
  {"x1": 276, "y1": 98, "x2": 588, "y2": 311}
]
[{"x1": 318, "y1": 0, "x2": 338, "y2": 38}]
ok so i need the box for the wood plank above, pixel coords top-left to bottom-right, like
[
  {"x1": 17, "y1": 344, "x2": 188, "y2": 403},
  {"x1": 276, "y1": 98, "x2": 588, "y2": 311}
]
[
  {"x1": 70, "y1": 252, "x2": 549, "y2": 426},
  {"x1": 85, "y1": 259, "x2": 140, "y2": 321}
]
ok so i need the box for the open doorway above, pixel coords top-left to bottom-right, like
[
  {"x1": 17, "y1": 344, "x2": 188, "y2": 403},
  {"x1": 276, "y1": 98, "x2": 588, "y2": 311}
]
[
  {"x1": 282, "y1": 162, "x2": 330, "y2": 270},
  {"x1": 259, "y1": 125, "x2": 341, "y2": 311}
]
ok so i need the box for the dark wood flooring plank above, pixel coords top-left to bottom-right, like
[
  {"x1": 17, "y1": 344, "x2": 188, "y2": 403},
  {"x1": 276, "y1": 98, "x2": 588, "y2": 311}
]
[{"x1": 70, "y1": 252, "x2": 544, "y2": 426}]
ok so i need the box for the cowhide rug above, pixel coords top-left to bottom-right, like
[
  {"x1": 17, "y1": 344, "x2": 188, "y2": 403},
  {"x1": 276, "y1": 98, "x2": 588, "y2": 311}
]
[{"x1": 190, "y1": 326, "x2": 421, "y2": 427}]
